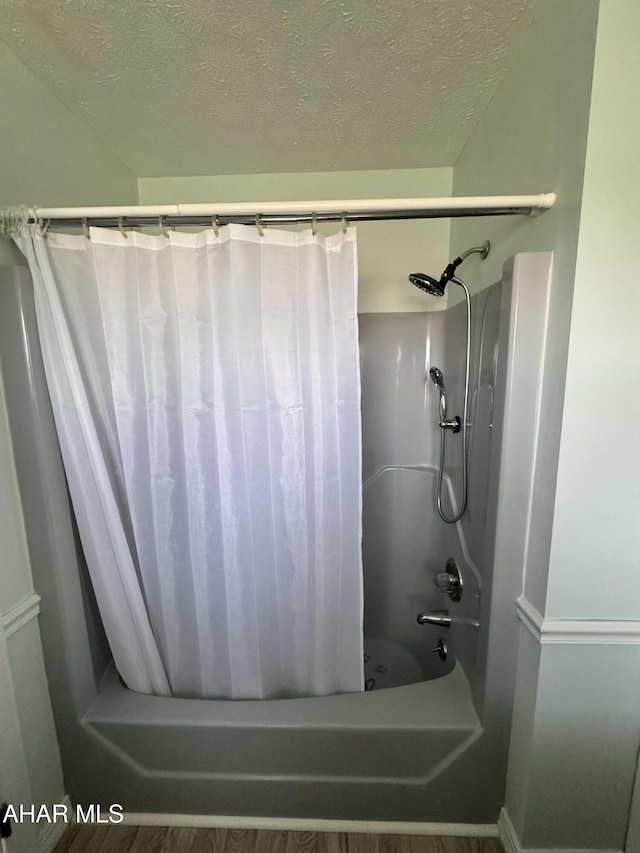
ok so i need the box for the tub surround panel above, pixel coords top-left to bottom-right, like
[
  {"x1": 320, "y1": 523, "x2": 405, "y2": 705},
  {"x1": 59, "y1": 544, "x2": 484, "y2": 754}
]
[
  {"x1": 359, "y1": 311, "x2": 444, "y2": 482},
  {"x1": 362, "y1": 466, "x2": 459, "y2": 682},
  {"x1": 0, "y1": 364, "x2": 35, "y2": 616},
  {"x1": 478, "y1": 254, "x2": 554, "y2": 715},
  {"x1": 0, "y1": 268, "x2": 67, "y2": 846},
  {"x1": 441, "y1": 278, "x2": 507, "y2": 704},
  {"x1": 440, "y1": 254, "x2": 556, "y2": 818},
  {"x1": 0, "y1": 266, "x2": 110, "y2": 704},
  {"x1": 359, "y1": 296, "x2": 505, "y2": 692},
  {"x1": 0, "y1": 253, "x2": 553, "y2": 823}
]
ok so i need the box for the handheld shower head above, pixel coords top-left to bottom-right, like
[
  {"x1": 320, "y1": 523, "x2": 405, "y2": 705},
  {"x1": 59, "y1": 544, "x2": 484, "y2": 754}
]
[
  {"x1": 429, "y1": 366, "x2": 448, "y2": 423},
  {"x1": 429, "y1": 367, "x2": 445, "y2": 390}
]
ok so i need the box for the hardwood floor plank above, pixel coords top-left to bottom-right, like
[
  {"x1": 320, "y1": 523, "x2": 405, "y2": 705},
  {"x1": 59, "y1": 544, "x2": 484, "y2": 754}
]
[
  {"x1": 129, "y1": 825, "x2": 168, "y2": 852},
  {"x1": 56, "y1": 825, "x2": 102, "y2": 852},
  {"x1": 188, "y1": 827, "x2": 257, "y2": 853},
  {"x1": 127, "y1": 824, "x2": 201, "y2": 852},
  {"x1": 55, "y1": 825, "x2": 503, "y2": 853},
  {"x1": 345, "y1": 832, "x2": 382, "y2": 853},
  {"x1": 53, "y1": 823, "x2": 81, "y2": 852},
  {"x1": 96, "y1": 825, "x2": 141, "y2": 852},
  {"x1": 285, "y1": 830, "x2": 321, "y2": 853},
  {"x1": 319, "y1": 831, "x2": 348, "y2": 853},
  {"x1": 478, "y1": 840, "x2": 503, "y2": 853},
  {"x1": 379, "y1": 835, "x2": 434, "y2": 853},
  {"x1": 75, "y1": 826, "x2": 102, "y2": 851},
  {"x1": 226, "y1": 827, "x2": 257, "y2": 853},
  {"x1": 185, "y1": 827, "x2": 220, "y2": 853},
  {"x1": 255, "y1": 829, "x2": 289, "y2": 853}
]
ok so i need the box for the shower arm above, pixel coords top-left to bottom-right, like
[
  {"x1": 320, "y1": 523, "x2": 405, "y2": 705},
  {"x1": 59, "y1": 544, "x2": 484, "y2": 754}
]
[{"x1": 439, "y1": 243, "x2": 490, "y2": 287}]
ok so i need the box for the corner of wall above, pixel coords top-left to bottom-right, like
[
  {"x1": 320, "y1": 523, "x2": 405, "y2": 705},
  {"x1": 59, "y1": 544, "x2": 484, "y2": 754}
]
[{"x1": 0, "y1": 39, "x2": 139, "y2": 265}]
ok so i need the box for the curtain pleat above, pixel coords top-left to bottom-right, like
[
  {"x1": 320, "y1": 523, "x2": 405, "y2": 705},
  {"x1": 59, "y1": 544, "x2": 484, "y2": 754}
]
[{"x1": 15, "y1": 224, "x2": 363, "y2": 699}]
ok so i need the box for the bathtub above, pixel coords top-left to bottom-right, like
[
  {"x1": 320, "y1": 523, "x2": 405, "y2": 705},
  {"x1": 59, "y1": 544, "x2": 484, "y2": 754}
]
[{"x1": 0, "y1": 252, "x2": 553, "y2": 824}]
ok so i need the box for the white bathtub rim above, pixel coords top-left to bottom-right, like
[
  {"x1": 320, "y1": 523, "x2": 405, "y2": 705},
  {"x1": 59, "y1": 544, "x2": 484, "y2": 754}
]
[{"x1": 89, "y1": 659, "x2": 478, "y2": 728}]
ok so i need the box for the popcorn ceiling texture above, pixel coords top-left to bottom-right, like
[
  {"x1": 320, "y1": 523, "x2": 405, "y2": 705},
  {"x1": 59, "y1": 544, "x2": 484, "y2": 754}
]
[{"x1": 0, "y1": 0, "x2": 535, "y2": 177}]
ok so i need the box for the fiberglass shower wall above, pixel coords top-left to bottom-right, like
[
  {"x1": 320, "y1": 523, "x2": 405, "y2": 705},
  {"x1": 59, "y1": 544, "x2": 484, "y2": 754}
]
[
  {"x1": 0, "y1": 253, "x2": 554, "y2": 821},
  {"x1": 359, "y1": 278, "x2": 508, "y2": 698}
]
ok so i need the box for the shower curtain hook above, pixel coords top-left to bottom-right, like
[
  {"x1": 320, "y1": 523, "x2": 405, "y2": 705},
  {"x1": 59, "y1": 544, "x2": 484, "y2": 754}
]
[
  {"x1": 341, "y1": 212, "x2": 347, "y2": 234},
  {"x1": 312, "y1": 212, "x2": 318, "y2": 236},
  {"x1": 82, "y1": 218, "x2": 90, "y2": 240},
  {"x1": 118, "y1": 216, "x2": 128, "y2": 239},
  {"x1": 255, "y1": 214, "x2": 264, "y2": 238},
  {"x1": 212, "y1": 215, "x2": 220, "y2": 237},
  {"x1": 37, "y1": 215, "x2": 50, "y2": 239},
  {"x1": 159, "y1": 216, "x2": 169, "y2": 238}
]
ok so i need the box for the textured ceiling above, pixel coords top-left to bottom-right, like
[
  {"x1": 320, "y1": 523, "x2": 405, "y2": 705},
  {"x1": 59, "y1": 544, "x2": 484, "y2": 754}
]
[{"x1": 0, "y1": 0, "x2": 535, "y2": 177}]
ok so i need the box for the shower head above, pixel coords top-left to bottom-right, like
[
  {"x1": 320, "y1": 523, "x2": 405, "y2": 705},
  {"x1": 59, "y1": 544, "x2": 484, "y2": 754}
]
[
  {"x1": 429, "y1": 367, "x2": 445, "y2": 390},
  {"x1": 408, "y1": 241, "x2": 490, "y2": 297},
  {"x1": 408, "y1": 273, "x2": 446, "y2": 297}
]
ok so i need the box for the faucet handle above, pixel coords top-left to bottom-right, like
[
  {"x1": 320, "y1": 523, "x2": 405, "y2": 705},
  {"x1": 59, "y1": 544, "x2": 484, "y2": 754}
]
[
  {"x1": 432, "y1": 557, "x2": 463, "y2": 602},
  {"x1": 433, "y1": 571, "x2": 454, "y2": 591}
]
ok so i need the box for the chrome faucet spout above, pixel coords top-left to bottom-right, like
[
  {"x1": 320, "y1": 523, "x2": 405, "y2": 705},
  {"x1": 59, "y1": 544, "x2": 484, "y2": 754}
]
[{"x1": 416, "y1": 610, "x2": 451, "y2": 627}]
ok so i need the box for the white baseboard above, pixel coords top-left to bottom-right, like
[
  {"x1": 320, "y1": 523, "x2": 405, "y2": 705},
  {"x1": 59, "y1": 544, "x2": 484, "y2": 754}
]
[
  {"x1": 498, "y1": 806, "x2": 621, "y2": 853},
  {"x1": 122, "y1": 812, "x2": 499, "y2": 837},
  {"x1": 498, "y1": 809, "x2": 520, "y2": 853},
  {"x1": 39, "y1": 795, "x2": 72, "y2": 853}
]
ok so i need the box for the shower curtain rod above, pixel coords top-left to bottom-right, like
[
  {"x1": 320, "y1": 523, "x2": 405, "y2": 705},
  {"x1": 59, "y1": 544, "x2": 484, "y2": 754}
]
[{"x1": 27, "y1": 193, "x2": 556, "y2": 228}]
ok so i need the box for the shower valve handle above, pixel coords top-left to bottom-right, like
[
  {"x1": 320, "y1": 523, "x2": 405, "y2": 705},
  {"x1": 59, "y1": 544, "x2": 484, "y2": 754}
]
[{"x1": 433, "y1": 558, "x2": 463, "y2": 602}]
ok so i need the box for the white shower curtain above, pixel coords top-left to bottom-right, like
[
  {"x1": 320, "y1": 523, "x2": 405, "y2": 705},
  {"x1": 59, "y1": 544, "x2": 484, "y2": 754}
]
[{"x1": 15, "y1": 224, "x2": 364, "y2": 699}]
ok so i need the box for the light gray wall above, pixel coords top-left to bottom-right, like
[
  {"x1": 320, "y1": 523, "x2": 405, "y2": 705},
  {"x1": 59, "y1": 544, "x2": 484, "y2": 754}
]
[
  {"x1": 453, "y1": 1, "x2": 640, "y2": 849},
  {"x1": 0, "y1": 39, "x2": 138, "y2": 265},
  {"x1": 450, "y1": 0, "x2": 600, "y2": 616},
  {"x1": 520, "y1": 642, "x2": 640, "y2": 850},
  {"x1": 138, "y1": 168, "x2": 453, "y2": 313},
  {"x1": 545, "y1": 0, "x2": 640, "y2": 622},
  {"x1": 0, "y1": 40, "x2": 138, "y2": 823},
  {"x1": 0, "y1": 368, "x2": 65, "y2": 821},
  {"x1": 513, "y1": 2, "x2": 640, "y2": 846}
]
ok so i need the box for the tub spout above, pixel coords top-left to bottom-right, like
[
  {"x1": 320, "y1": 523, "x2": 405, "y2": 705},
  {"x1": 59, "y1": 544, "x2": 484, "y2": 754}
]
[{"x1": 417, "y1": 610, "x2": 451, "y2": 627}]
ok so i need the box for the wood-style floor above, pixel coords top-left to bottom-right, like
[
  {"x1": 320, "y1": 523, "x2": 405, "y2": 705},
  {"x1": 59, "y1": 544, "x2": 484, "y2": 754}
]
[{"x1": 54, "y1": 827, "x2": 503, "y2": 853}]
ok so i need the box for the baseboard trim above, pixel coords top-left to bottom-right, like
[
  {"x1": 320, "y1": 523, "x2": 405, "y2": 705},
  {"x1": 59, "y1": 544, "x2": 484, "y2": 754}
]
[
  {"x1": 516, "y1": 596, "x2": 640, "y2": 645},
  {"x1": 3, "y1": 592, "x2": 41, "y2": 637},
  {"x1": 121, "y1": 813, "x2": 499, "y2": 837},
  {"x1": 40, "y1": 795, "x2": 72, "y2": 853},
  {"x1": 498, "y1": 806, "x2": 621, "y2": 853},
  {"x1": 498, "y1": 809, "x2": 520, "y2": 853}
]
